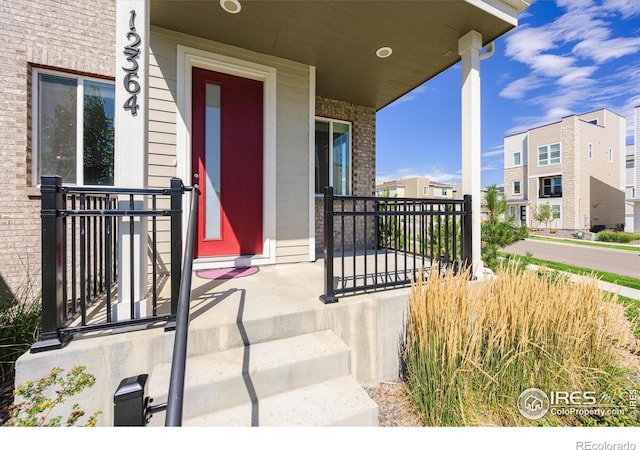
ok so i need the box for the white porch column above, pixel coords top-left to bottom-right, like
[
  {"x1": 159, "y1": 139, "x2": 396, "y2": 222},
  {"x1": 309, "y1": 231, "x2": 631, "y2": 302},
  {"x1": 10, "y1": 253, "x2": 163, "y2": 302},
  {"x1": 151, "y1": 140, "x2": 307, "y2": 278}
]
[
  {"x1": 458, "y1": 30, "x2": 484, "y2": 278},
  {"x1": 114, "y1": 0, "x2": 150, "y2": 320}
]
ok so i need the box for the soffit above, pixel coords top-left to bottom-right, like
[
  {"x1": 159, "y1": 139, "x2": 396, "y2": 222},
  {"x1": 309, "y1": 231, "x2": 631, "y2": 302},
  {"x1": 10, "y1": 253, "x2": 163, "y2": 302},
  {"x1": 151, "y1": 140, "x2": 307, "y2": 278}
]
[{"x1": 150, "y1": 1, "x2": 521, "y2": 110}]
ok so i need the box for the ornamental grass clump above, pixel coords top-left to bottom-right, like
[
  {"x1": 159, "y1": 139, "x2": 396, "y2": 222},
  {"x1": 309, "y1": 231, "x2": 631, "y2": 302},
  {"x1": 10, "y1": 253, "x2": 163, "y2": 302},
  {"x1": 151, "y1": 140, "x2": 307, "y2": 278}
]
[{"x1": 402, "y1": 265, "x2": 637, "y2": 426}]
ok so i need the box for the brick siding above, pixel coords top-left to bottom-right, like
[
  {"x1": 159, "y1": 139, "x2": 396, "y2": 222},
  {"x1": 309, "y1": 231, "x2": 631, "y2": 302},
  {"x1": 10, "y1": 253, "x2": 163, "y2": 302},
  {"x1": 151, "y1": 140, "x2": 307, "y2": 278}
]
[
  {"x1": 314, "y1": 97, "x2": 376, "y2": 256},
  {"x1": 0, "y1": 0, "x2": 115, "y2": 299}
]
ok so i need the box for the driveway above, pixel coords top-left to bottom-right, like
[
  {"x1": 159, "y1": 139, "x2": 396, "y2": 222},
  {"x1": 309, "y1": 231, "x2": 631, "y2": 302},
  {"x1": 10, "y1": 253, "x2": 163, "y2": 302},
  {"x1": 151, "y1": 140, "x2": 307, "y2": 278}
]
[{"x1": 504, "y1": 239, "x2": 640, "y2": 279}]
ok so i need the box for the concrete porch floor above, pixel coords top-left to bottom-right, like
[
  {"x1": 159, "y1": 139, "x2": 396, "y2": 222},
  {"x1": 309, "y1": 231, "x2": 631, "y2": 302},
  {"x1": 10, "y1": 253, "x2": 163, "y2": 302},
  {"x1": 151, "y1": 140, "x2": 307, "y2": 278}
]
[{"x1": 16, "y1": 258, "x2": 412, "y2": 425}]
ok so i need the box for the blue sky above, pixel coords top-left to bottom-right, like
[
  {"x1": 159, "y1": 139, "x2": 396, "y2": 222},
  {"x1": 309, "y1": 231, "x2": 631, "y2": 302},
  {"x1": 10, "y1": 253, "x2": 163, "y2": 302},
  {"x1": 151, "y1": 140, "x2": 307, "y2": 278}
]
[{"x1": 376, "y1": 0, "x2": 640, "y2": 188}]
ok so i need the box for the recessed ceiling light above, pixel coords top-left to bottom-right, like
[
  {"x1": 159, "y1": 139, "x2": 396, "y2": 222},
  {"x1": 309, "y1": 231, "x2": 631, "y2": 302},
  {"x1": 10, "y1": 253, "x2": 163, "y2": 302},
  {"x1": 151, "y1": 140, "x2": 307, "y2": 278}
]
[
  {"x1": 376, "y1": 47, "x2": 393, "y2": 58},
  {"x1": 220, "y1": 0, "x2": 241, "y2": 14}
]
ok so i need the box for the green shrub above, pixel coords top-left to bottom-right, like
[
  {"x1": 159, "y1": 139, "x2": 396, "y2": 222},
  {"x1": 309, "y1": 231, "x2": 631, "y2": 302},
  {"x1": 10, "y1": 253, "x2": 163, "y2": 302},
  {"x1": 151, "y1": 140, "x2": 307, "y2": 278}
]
[
  {"x1": 596, "y1": 231, "x2": 640, "y2": 243},
  {"x1": 4, "y1": 366, "x2": 100, "y2": 427},
  {"x1": 0, "y1": 294, "x2": 41, "y2": 389}
]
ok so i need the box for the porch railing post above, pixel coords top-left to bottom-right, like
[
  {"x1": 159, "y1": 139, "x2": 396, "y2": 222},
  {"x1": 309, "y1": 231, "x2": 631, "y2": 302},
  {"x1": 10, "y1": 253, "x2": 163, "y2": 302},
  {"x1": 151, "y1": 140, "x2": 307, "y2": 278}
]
[
  {"x1": 167, "y1": 178, "x2": 183, "y2": 330},
  {"x1": 461, "y1": 194, "x2": 473, "y2": 273},
  {"x1": 320, "y1": 186, "x2": 338, "y2": 304},
  {"x1": 31, "y1": 175, "x2": 69, "y2": 352}
]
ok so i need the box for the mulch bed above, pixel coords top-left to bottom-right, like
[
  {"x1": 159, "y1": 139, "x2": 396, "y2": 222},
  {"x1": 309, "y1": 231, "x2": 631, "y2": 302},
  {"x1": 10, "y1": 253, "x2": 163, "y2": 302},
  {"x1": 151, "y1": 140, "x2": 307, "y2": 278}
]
[
  {"x1": 0, "y1": 382, "x2": 13, "y2": 425},
  {"x1": 365, "y1": 381, "x2": 424, "y2": 427}
]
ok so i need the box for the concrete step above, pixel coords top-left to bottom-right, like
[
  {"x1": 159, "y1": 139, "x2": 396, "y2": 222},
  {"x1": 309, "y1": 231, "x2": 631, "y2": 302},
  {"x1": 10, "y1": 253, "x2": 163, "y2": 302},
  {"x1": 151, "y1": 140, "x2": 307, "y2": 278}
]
[
  {"x1": 148, "y1": 329, "x2": 353, "y2": 423},
  {"x1": 182, "y1": 376, "x2": 379, "y2": 426}
]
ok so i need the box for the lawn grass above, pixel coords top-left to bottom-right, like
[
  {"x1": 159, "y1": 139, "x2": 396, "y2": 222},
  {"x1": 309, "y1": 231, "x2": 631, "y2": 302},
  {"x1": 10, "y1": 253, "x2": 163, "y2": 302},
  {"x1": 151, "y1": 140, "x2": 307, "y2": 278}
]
[
  {"x1": 528, "y1": 235, "x2": 640, "y2": 252},
  {"x1": 617, "y1": 295, "x2": 640, "y2": 338},
  {"x1": 498, "y1": 251, "x2": 640, "y2": 291}
]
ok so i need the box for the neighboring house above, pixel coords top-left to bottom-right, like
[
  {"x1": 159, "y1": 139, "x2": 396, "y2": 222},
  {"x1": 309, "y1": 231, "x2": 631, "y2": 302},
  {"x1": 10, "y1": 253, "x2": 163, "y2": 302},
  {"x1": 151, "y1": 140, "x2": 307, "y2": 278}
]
[
  {"x1": 626, "y1": 143, "x2": 635, "y2": 232},
  {"x1": 504, "y1": 109, "x2": 626, "y2": 231},
  {"x1": 375, "y1": 177, "x2": 454, "y2": 199},
  {"x1": 631, "y1": 105, "x2": 640, "y2": 233},
  {"x1": 374, "y1": 180, "x2": 405, "y2": 198}
]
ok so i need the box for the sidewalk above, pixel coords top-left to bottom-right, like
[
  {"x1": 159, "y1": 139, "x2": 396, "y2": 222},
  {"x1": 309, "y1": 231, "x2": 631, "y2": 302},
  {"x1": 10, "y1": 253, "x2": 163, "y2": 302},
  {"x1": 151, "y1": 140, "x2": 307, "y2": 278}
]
[{"x1": 527, "y1": 263, "x2": 640, "y2": 301}]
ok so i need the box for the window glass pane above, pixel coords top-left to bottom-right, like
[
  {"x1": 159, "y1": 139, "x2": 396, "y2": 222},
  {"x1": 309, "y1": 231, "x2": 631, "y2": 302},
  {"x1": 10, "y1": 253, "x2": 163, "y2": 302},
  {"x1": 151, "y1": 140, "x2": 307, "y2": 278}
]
[
  {"x1": 550, "y1": 143, "x2": 560, "y2": 164},
  {"x1": 552, "y1": 205, "x2": 560, "y2": 219},
  {"x1": 332, "y1": 122, "x2": 350, "y2": 195},
  {"x1": 204, "y1": 84, "x2": 221, "y2": 239},
  {"x1": 514, "y1": 181, "x2": 520, "y2": 194},
  {"x1": 543, "y1": 178, "x2": 551, "y2": 196},
  {"x1": 315, "y1": 121, "x2": 329, "y2": 194},
  {"x1": 39, "y1": 74, "x2": 77, "y2": 183},
  {"x1": 538, "y1": 146, "x2": 548, "y2": 165},
  {"x1": 514, "y1": 152, "x2": 521, "y2": 166},
  {"x1": 83, "y1": 80, "x2": 115, "y2": 185}
]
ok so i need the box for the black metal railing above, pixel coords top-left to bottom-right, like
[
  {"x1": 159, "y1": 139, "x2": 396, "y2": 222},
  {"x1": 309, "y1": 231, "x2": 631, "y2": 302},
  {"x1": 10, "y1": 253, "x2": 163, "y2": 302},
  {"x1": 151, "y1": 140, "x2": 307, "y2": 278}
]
[
  {"x1": 31, "y1": 175, "x2": 187, "y2": 352},
  {"x1": 320, "y1": 187, "x2": 472, "y2": 303},
  {"x1": 112, "y1": 184, "x2": 199, "y2": 427},
  {"x1": 164, "y1": 184, "x2": 199, "y2": 426}
]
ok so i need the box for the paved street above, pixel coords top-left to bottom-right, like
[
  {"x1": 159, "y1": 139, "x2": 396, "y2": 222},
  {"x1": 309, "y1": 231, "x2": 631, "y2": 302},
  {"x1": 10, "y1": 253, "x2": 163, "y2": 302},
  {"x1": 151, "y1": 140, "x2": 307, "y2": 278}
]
[{"x1": 504, "y1": 239, "x2": 640, "y2": 279}]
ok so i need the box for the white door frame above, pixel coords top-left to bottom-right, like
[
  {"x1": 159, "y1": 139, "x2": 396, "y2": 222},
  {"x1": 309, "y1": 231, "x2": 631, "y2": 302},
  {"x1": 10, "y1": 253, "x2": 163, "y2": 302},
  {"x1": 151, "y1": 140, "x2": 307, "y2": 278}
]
[{"x1": 176, "y1": 44, "x2": 277, "y2": 267}]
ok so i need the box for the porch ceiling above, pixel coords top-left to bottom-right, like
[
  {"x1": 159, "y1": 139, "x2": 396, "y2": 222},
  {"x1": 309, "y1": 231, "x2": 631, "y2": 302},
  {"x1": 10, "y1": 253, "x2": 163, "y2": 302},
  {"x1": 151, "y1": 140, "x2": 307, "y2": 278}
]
[{"x1": 150, "y1": 0, "x2": 528, "y2": 110}]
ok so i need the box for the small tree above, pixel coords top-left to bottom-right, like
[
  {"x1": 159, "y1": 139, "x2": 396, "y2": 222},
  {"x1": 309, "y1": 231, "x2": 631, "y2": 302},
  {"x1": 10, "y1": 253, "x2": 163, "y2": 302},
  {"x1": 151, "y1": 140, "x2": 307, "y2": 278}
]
[
  {"x1": 378, "y1": 187, "x2": 404, "y2": 250},
  {"x1": 537, "y1": 203, "x2": 553, "y2": 231},
  {"x1": 481, "y1": 185, "x2": 528, "y2": 272}
]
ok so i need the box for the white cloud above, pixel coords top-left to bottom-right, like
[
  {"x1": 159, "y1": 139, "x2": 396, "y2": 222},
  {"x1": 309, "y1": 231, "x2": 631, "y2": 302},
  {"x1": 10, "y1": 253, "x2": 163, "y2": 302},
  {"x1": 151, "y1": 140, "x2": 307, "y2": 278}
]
[
  {"x1": 504, "y1": 25, "x2": 556, "y2": 63},
  {"x1": 499, "y1": 75, "x2": 544, "y2": 100},
  {"x1": 482, "y1": 147, "x2": 505, "y2": 158},
  {"x1": 530, "y1": 54, "x2": 576, "y2": 77},
  {"x1": 391, "y1": 84, "x2": 429, "y2": 105},
  {"x1": 573, "y1": 36, "x2": 640, "y2": 63},
  {"x1": 603, "y1": 0, "x2": 640, "y2": 18},
  {"x1": 556, "y1": 66, "x2": 598, "y2": 86},
  {"x1": 376, "y1": 166, "x2": 462, "y2": 184},
  {"x1": 501, "y1": 0, "x2": 640, "y2": 142}
]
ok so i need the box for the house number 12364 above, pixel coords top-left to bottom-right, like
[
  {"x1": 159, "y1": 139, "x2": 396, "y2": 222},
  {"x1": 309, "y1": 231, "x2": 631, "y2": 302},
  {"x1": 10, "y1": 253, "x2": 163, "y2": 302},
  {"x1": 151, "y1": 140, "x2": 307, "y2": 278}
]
[{"x1": 123, "y1": 9, "x2": 141, "y2": 116}]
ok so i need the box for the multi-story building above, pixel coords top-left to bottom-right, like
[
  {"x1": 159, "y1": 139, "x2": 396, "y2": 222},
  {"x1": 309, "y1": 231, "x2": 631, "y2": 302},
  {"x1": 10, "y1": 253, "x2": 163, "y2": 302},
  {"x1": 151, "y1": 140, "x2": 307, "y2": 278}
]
[
  {"x1": 630, "y1": 105, "x2": 640, "y2": 232},
  {"x1": 626, "y1": 143, "x2": 635, "y2": 231},
  {"x1": 504, "y1": 108, "x2": 626, "y2": 231},
  {"x1": 375, "y1": 177, "x2": 454, "y2": 199}
]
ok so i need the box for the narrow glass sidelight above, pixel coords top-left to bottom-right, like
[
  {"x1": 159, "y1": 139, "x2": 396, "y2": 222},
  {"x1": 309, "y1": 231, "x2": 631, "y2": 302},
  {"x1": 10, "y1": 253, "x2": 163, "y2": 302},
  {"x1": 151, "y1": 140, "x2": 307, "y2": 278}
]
[
  {"x1": 205, "y1": 83, "x2": 221, "y2": 239},
  {"x1": 332, "y1": 122, "x2": 350, "y2": 196}
]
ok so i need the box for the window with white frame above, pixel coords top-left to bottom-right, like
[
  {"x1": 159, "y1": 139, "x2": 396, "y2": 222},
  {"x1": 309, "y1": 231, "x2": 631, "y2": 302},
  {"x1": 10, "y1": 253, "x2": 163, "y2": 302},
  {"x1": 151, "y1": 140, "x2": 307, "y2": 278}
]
[
  {"x1": 513, "y1": 180, "x2": 521, "y2": 195},
  {"x1": 588, "y1": 143, "x2": 593, "y2": 159},
  {"x1": 509, "y1": 206, "x2": 516, "y2": 218},
  {"x1": 33, "y1": 68, "x2": 115, "y2": 185},
  {"x1": 513, "y1": 152, "x2": 521, "y2": 166},
  {"x1": 315, "y1": 119, "x2": 351, "y2": 195},
  {"x1": 551, "y1": 205, "x2": 561, "y2": 219},
  {"x1": 540, "y1": 176, "x2": 562, "y2": 198},
  {"x1": 441, "y1": 188, "x2": 448, "y2": 196},
  {"x1": 538, "y1": 143, "x2": 560, "y2": 166},
  {"x1": 423, "y1": 186, "x2": 429, "y2": 195}
]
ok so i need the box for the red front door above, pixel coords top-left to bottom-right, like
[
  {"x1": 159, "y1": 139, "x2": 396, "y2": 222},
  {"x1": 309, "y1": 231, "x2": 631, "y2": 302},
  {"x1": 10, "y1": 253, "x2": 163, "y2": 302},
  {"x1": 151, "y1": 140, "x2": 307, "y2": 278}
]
[{"x1": 192, "y1": 67, "x2": 263, "y2": 258}]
